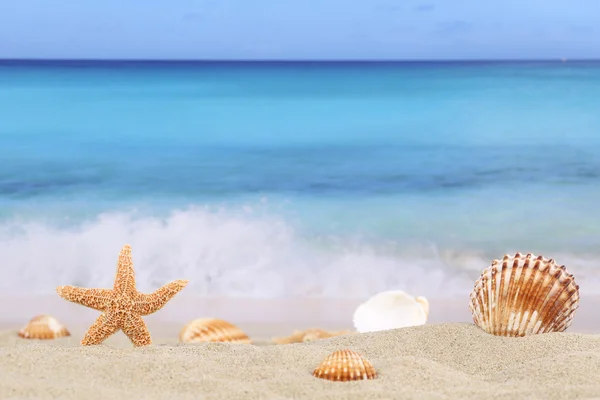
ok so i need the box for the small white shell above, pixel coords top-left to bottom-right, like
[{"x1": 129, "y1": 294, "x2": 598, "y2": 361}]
[
  {"x1": 352, "y1": 290, "x2": 428, "y2": 333},
  {"x1": 18, "y1": 315, "x2": 70, "y2": 340},
  {"x1": 469, "y1": 253, "x2": 580, "y2": 337}
]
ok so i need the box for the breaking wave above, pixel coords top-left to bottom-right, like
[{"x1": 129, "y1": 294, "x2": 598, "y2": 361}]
[{"x1": 1, "y1": 205, "x2": 599, "y2": 298}]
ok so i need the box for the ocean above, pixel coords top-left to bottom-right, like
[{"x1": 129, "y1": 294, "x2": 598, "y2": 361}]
[{"x1": 1, "y1": 60, "x2": 600, "y2": 298}]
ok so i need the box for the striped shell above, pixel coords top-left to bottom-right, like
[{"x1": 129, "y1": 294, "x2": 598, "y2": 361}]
[
  {"x1": 469, "y1": 253, "x2": 580, "y2": 337},
  {"x1": 18, "y1": 315, "x2": 70, "y2": 340},
  {"x1": 273, "y1": 328, "x2": 351, "y2": 344},
  {"x1": 313, "y1": 349, "x2": 377, "y2": 381},
  {"x1": 179, "y1": 318, "x2": 251, "y2": 344}
]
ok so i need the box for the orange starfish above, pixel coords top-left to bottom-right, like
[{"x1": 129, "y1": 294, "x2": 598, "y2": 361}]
[{"x1": 56, "y1": 244, "x2": 189, "y2": 346}]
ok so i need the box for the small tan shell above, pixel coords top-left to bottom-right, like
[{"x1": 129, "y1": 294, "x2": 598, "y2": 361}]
[
  {"x1": 18, "y1": 315, "x2": 70, "y2": 340},
  {"x1": 313, "y1": 349, "x2": 377, "y2": 381},
  {"x1": 273, "y1": 328, "x2": 351, "y2": 344},
  {"x1": 179, "y1": 318, "x2": 251, "y2": 344},
  {"x1": 469, "y1": 252, "x2": 580, "y2": 337}
]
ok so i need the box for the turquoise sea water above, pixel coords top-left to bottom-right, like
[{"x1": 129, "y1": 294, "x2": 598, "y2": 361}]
[{"x1": 1, "y1": 60, "x2": 600, "y2": 297}]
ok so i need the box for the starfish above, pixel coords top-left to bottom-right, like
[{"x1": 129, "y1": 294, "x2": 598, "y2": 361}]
[{"x1": 56, "y1": 244, "x2": 189, "y2": 346}]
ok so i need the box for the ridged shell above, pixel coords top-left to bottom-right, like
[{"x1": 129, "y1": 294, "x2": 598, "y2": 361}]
[
  {"x1": 352, "y1": 290, "x2": 429, "y2": 333},
  {"x1": 469, "y1": 252, "x2": 580, "y2": 337},
  {"x1": 272, "y1": 328, "x2": 351, "y2": 344},
  {"x1": 179, "y1": 318, "x2": 251, "y2": 344},
  {"x1": 313, "y1": 349, "x2": 377, "y2": 381},
  {"x1": 18, "y1": 315, "x2": 70, "y2": 340}
]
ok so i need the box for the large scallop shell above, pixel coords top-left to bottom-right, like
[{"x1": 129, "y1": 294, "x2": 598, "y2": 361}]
[
  {"x1": 313, "y1": 349, "x2": 377, "y2": 381},
  {"x1": 18, "y1": 315, "x2": 70, "y2": 340},
  {"x1": 272, "y1": 328, "x2": 351, "y2": 344},
  {"x1": 352, "y1": 290, "x2": 429, "y2": 333},
  {"x1": 179, "y1": 318, "x2": 251, "y2": 344},
  {"x1": 469, "y1": 252, "x2": 580, "y2": 337}
]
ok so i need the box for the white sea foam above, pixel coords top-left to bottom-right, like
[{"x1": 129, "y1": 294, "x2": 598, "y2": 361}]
[{"x1": 1, "y1": 205, "x2": 599, "y2": 298}]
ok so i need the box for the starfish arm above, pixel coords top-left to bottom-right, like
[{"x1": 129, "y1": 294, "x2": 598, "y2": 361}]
[
  {"x1": 81, "y1": 311, "x2": 121, "y2": 346},
  {"x1": 122, "y1": 313, "x2": 152, "y2": 346},
  {"x1": 56, "y1": 286, "x2": 113, "y2": 311},
  {"x1": 113, "y1": 244, "x2": 137, "y2": 296},
  {"x1": 133, "y1": 279, "x2": 189, "y2": 316}
]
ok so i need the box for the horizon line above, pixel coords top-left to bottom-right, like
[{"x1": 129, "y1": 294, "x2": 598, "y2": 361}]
[{"x1": 0, "y1": 57, "x2": 598, "y2": 63}]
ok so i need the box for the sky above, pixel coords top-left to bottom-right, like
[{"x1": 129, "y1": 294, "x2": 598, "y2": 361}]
[{"x1": 0, "y1": 0, "x2": 599, "y2": 60}]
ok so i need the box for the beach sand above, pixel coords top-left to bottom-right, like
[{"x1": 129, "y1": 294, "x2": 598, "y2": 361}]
[{"x1": 2, "y1": 296, "x2": 600, "y2": 399}]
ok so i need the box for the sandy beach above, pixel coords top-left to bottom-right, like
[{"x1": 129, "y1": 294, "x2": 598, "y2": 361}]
[{"x1": 1, "y1": 296, "x2": 600, "y2": 399}]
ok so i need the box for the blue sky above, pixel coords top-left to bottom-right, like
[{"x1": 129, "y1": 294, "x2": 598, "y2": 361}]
[{"x1": 0, "y1": 0, "x2": 598, "y2": 60}]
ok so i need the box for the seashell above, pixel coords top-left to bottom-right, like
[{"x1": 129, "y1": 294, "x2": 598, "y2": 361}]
[
  {"x1": 272, "y1": 328, "x2": 352, "y2": 344},
  {"x1": 179, "y1": 318, "x2": 251, "y2": 344},
  {"x1": 469, "y1": 252, "x2": 580, "y2": 337},
  {"x1": 352, "y1": 290, "x2": 429, "y2": 333},
  {"x1": 415, "y1": 296, "x2": 429, "y2": 318},
  {"x1": 313, "y1": 349, "x2": 377, "y2": 381},
  {"x1": 18, "y1": 315, "x2": 70, "y2": 340}
]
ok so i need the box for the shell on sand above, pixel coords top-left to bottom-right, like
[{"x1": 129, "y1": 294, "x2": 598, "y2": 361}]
[
  {"x1": 469, "y1": 252, "x2": 580, "y2": 337},
  {"x1": 272, "y1": 328, "x2": 352, "y2": 344},
  {"x1": 313, "y1": 349, "x2": 377, "y2": 382},
  {"x1": 352, "y1": 290, "x2": 429, "y2": 333},
  {"x1": 179, "y1": 318, "x2": 251, "y2": 344},
  {"x1": 18, "y1": 315, "x2": 70, "y2": 340}
]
